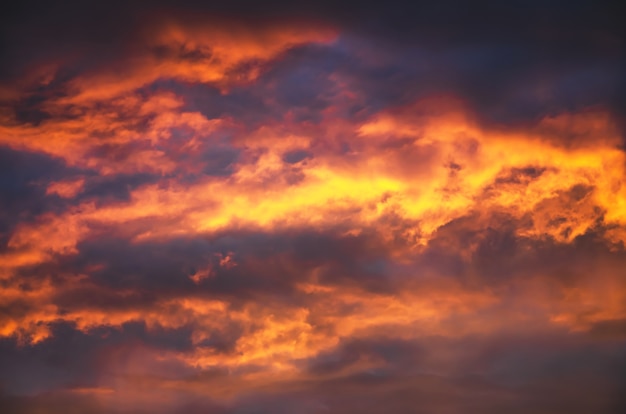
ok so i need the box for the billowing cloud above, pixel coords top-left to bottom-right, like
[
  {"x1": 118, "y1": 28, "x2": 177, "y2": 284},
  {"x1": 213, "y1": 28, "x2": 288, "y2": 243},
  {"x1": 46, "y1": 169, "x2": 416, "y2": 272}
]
[{"x1": 1, "y1": 1, "x2": 625, "y2": 413}]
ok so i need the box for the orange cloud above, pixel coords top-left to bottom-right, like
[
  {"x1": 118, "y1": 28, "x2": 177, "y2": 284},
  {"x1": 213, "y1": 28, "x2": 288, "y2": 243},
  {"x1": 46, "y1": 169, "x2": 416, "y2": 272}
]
[
  {"x1": 46, "y1": 178, "x2": 85, "y2": 198},
  {"x1": 0, "y1": 21, "x2": 335, "y2": 178},
  {"x1": 1, "y1": 25, "x2": 625, "y2": 404},
  {"x1": 0, "y1": 4, "x2": 623, "y2": 412},
  {"x1": 5, "y1": 98, "x2": 623, "y2": 264},
  {"x1": 2, "y1": 100, "x2": 624, "y2": 371}
]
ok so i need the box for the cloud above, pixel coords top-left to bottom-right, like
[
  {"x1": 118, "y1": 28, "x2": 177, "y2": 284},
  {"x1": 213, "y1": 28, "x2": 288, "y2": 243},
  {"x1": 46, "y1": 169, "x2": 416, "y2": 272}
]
[{"x1": 0, "y1": 1, "x2": 625, "y2": 413}]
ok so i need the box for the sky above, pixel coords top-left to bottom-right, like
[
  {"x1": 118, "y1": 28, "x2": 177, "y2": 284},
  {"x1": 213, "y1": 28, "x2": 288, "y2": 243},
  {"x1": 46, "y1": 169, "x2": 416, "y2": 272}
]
[{"x1": 0, "y1": 1, "x2": 625, "y2": 413}]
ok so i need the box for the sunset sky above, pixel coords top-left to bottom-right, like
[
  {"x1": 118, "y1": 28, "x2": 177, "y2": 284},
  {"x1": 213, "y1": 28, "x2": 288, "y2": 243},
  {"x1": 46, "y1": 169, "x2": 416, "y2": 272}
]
[{"x1": 1, "y1": 1, "x2": 625, "y2": 413}]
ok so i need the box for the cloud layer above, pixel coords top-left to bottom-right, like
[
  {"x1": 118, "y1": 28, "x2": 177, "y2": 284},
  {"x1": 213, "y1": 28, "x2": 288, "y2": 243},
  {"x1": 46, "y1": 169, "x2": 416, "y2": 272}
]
[{"x1": 1, "y1": 1, "x2": 625, "y2": 412}]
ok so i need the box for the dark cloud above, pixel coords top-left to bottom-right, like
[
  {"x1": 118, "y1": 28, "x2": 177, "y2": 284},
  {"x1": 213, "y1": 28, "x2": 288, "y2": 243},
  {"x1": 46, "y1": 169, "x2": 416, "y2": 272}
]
[
  {"x1": 0, "y1": 321, "x2": 194, "y2": 395},
  {"x1": 0, "y1": 147, "x2": 81, "y2": 243},
  {"x1": 282, "y1": 149, "x2": 313, "y2": 164},
  {"x1": 420, "y1": 208, "x2": 626, "y2": 285},
  {"x1": 3, "y1": 329, "x2": 624, "y2": 413},
  {"x1": 49, "y1": 227, "x2": 398, "y2": 305},
  {"x1": 589, "y1": 319, "x2": 626, "y2": 339},
  {"x1": 2, "y1": 1, "x2": 623, "y2": 129},
  {"x1": 0, "y1": 392, "x2": 107, "y2": 414},
  {"x1": 78, "y1": 173, "x2": 160, "y2": 205}
]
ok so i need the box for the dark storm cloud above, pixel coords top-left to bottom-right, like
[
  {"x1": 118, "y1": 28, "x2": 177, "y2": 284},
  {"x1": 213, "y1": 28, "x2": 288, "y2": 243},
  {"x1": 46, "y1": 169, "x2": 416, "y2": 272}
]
[
  {"x1": 320, "y1": 38, "x2": 624, "y2": 138},
  {"x1": 0, "y1": 392, "x2": 107, "y2": 414},
  {"x1": 146, "y1": 331, "x2": 626, "y2": 413},
  {"x1": 0, "y1": 322, "x2": 195, "y2": 395},
  {"x1": 590, "y1": 318, "x2": 626, "y2": 339},
  {"x1": 48, "y1": 226, "x2": 399, "y2": 303},
  {"x1": 78, "y1": 173, "x2": 160, "y2": 204},
  {"x1": 420, "y1": 208, "x2": 626, "y2": 284},
  {"x1": 0, "y1": 147, "x2": 81, "y2": 242},
  {"x1": 2, "y1": 0, "x2": 623, "y2": 131},
  {"x1": 3, "y1": 0, "x2": 623, "y2": 48},
  {"x1": 200, "y1": 147, "x2": 241, "y2": 177},
  {"x1": 282, "y1": 149, "x2": 313, "y2": 164},
  {"x1": 252, "y1": 331, "x2": 625, "y2": 414},
  {"x1": 167, "y1": 42, "x2": 350, "y2": 128},
  {"x1": 161, "y1": 28, "x2": 624, "y2": 148},
  {"x1": 70, "y1": 237, "x2": 214, "y2": 291},
  {"x1": 175, "y1": 81, "x2": 272, "y2": 126},
  {"x1": 305, "y1": 336, "x2": 424, "y2": 375}
]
